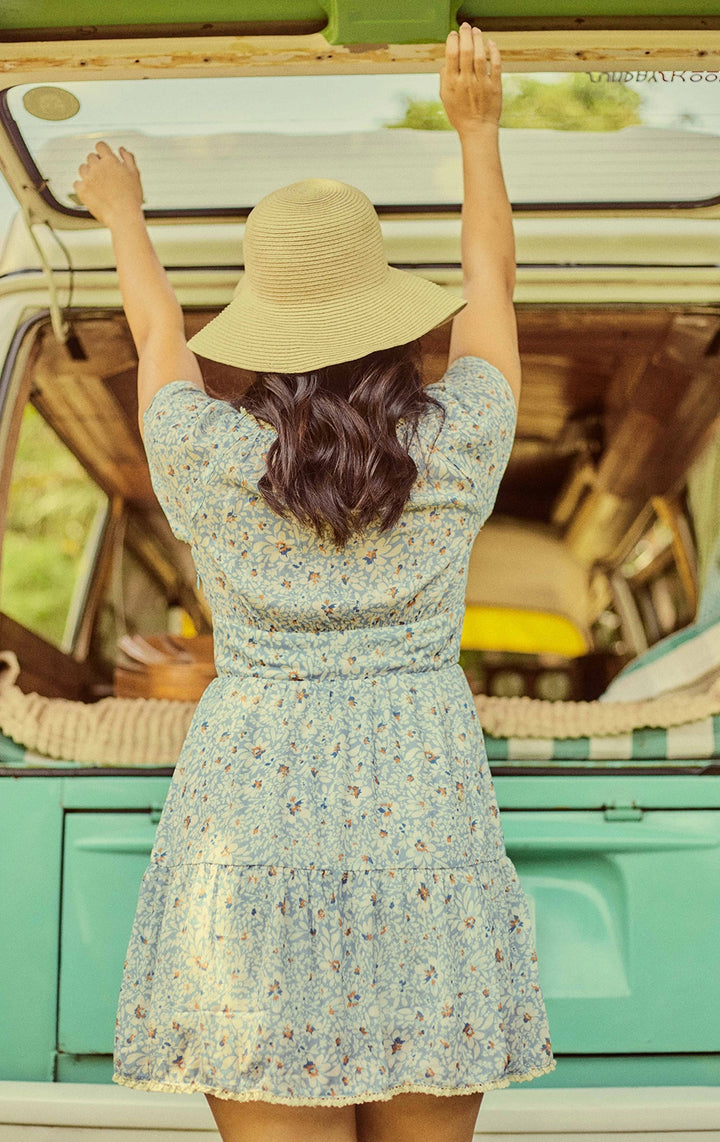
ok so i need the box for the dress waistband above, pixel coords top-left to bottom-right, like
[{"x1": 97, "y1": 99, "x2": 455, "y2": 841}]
[{"x1": 213, "y1": 611, "x2": 461, "y2": 682}]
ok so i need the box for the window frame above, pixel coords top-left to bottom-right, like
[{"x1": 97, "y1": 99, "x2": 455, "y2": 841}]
[
  {"x1": 4, "y1": 79, "x2": 720, "y2": 223},
  {"x1": 0, "y1": 311, "x2": 113, "y2": 662}
]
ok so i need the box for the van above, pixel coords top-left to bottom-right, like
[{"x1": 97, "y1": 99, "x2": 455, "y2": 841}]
[{"x1": 0, "y1": 3, "x2": 719, "y2": 1138}]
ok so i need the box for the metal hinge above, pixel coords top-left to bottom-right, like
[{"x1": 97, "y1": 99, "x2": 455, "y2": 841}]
[{"x1": 604, "y1": 803, "x2": 644, "y2": 821}]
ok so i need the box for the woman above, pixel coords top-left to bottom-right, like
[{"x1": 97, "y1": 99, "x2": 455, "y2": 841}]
[{"x1": 74, "y1": 23, "x2": 555, "y2": 1142}]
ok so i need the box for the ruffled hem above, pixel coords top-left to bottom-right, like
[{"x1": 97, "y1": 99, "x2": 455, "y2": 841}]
[
  {"x1": 112, "y1": 1057, "x2": 557, "y2": 1106},
  {"x1": 114, "y1": 858, "x2": 556, "y2": 1102}
]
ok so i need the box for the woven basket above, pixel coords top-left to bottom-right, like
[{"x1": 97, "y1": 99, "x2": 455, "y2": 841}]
[{"x1": 114, "y1": 634, "x2": 216, "y2": 701}]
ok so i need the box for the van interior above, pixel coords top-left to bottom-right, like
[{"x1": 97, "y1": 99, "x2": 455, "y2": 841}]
[{"x1": 2, "y1": 301, "x2": 719, "y2": 704}]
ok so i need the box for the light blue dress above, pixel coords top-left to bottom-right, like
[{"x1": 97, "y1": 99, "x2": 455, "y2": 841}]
[{"x1": 112, "y1": 355, "x2": 557, "y2": 1106}]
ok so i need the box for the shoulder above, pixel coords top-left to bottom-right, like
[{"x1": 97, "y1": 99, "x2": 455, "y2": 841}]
[
  {"x1": 428, "y1": 355, "x2": 517, "y2": 415},
  {"x1": 423, "y1": 356, "x2": 518, "y2": 443},
  {"x1": 142, "y1": 381, "x2": 265, "y2": 454}
]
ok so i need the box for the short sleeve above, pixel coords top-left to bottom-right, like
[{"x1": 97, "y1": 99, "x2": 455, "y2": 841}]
[
  {"x1": 142, "y1": 381, "x2": 253, "y2": 544},
  {"x1": 426, "y1": 356, "x2": 517, "y2": 520}
]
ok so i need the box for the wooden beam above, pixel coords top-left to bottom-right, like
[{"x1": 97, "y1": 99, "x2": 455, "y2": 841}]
[
  {"x1": 32, "y1": 370, "x2": 154, "y2": 504},
  {"x1": 0, "y1": 611, "x2": 97, "y2": 698},
  {"x1": 652, "y1": 494, "x2": 699, "y2": 615},
  {"x1": 599, "y1": 314, "x2": 720, "y2": 500},
  {"x1": 0, "y1": 29, "x2": 719, "y2": 87},
  {"x1": 565, "y1": 314, "x2": 720, "y2": 567}
]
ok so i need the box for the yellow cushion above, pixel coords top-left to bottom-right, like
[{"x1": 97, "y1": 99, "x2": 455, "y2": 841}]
[{"x1": 461, "y1": 605, "x2": 588, "y2": 658}]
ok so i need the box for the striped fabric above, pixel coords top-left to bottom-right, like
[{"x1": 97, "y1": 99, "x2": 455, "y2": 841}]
[
  {"x1": 4, "y1": 718, "x2": 720, "y2": 770},
  {"x1": 485, "y1": 714, "x2": 720, "y2": 763}
]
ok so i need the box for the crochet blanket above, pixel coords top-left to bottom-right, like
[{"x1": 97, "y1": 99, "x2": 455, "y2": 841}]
[{"x1": 2, "y1": 651, "x2": 720, "y2": 767}]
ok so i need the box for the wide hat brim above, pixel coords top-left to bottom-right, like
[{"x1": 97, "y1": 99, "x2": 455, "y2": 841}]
[{"x1": 187, "y1": 266, "x2": 467, "y2": 373}]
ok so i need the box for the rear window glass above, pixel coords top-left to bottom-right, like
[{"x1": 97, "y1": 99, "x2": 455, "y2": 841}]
[
  {"x1": 2, "y1": 70, "x2": 719, "y2": 215},
  {"x1": 0, "y1": 404, "x2": 108, "y2": 651}
]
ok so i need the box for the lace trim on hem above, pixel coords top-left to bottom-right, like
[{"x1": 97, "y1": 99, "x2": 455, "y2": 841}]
[{"x1": 111, "y1": 1057, "x2": 557, "y2": 1107}]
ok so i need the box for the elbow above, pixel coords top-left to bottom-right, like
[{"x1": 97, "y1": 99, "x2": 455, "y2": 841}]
[{"x1": 501, "y1": 258, "x2": 517, "y2": 297}]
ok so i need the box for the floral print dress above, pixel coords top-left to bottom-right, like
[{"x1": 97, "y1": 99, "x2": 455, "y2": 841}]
[{"x1": 112, "y1": 355, "x2": 557, "y2": 1106}]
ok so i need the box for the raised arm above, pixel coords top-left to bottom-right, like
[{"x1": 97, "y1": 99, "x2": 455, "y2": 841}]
[
  {"x1": 73, "y1": 142, "x2": 205, "y2": 436},
  {"x1": 440, "y1": 24, "x2": 521, "y2": 407}
]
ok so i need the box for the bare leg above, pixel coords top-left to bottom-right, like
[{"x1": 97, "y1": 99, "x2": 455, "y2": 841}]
[
  {"x1": 356, "y1": 1090, "x2": 483, "y2": 1142},
  {"x1": 205, "y1": 1093, "x2": 358, "y2": 1142}
]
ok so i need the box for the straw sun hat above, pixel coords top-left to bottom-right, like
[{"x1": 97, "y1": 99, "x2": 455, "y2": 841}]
[{"x1": 187, "y1": 178, "x2": 467, "y2": 373}]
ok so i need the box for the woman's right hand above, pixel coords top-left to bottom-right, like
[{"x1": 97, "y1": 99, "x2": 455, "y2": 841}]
[
  {"x1": 440, "y1": 23, "x2": 502, "y2": 137},
  {"x1": 73, "y1": 141, "x2": 144, "y2": 230}
]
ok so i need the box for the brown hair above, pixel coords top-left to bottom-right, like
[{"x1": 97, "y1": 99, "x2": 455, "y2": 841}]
[{"x1": 236, "y1": 339, "x2": 446, "y2": 548}]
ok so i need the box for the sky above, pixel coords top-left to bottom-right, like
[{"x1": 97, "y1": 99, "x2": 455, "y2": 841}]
[{"x1": 0, "y1": 68, "x2": 717, "y2": 246}]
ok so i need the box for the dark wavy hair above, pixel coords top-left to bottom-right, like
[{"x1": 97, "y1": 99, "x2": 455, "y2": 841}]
[{"x1": 235, "y1": 338, "x2": 446, "y2": 549}]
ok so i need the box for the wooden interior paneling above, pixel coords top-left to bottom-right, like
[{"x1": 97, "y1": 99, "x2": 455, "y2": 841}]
[
  {"x1": 30, "y1": 322, "x2": 154, "y2": 504},
  {"x1": 0, "y1": 613, "x2": 99, "y2": 699},
  {"x1": 5, "y1": 302, "x2": 720, "y2": 698},
  {"x1": 14, "y1": 303, "x2": 720, "y2": 619},
  {"x1": 565, "y1": 311, "x2": 720, "y2": 564}
]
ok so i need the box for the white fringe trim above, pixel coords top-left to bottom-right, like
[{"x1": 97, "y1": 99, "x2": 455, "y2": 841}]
[{"x1": 112, "y1": 1057, "x2": 557, "y2": 1107}]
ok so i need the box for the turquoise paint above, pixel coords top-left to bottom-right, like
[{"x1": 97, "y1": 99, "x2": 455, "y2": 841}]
[
  {"x1": 0, "y1": 733, "x2": 25, "y2": 764},
  {"x1": 547, "y1": 1053, "x2": 720, "y2": 1087},
  {"x1": 0, "y1": 775, "x2": 171, "y2": 1081},
  {"x1": 59, "y1": 812, "x2": 160, "y2": 1053},
  {"x1": 550, "y1": 736, "x2": 591, "y2": 760},
  {"x1": 54, "y1": 772, "x2": 720, "y2": 811},
  {"x1": 55, "y1": 1053, "x2": 116, "y2": 1084},
  {"x1": 493, "y1": 774, "x2": 720, "y2": 810},
  {"x1": 0, "y1": 779, "x2": 62, "y2": 1081},
  {"x1": 631, "y1": 727, "x2": 667, "y2": 759},
  {"x1": 501, "y1": 811, "x2": 720, "y2": 1052},
  {"x1": 60, "y1": 775, "x2": 172, "y2": 810},
  {"x1": 1, "y1": 768, "x2": 719, "y2": 1083},
  {"x1": 51, "y1": 802, "x2": 719, "y2": 1057},
  {"x1": 51, "y1": 1050, "x2": 720, "y2": 1087}
]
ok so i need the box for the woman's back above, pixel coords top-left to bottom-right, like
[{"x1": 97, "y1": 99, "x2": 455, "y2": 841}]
[{"x1": 143, "y1": 356, "x2": 516, "y2": 663}]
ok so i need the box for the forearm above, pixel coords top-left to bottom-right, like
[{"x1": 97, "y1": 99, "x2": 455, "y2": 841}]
[
  {"x1": 459, "y1": 125, "x2": 516, "y2": 292},
  {"x1": 109, "y1": 210, "x2": 184, "y2": 354}
]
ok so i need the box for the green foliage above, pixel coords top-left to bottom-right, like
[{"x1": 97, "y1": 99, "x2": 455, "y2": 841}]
[
  {"x1": 500, "y1": 73, "x2": 642, "y2": 131},
  {"x1": 385, "y1": 98, "x2": 454, "y2": 131},
  {"x1": 0, "y1": 404, "x2": 107, "y2": 648},
  {"x1": 384, "y1": 72, "x2": 643, "y2": 132}
]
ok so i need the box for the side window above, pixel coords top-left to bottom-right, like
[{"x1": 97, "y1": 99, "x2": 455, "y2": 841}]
[{"x1": 0, "y1": 403, "x2": 108, "y2": 651}]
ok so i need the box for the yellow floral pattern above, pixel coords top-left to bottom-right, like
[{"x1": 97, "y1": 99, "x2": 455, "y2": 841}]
[{"x1": 112, "y1": 356, "x2": 557, "y2": 1106}]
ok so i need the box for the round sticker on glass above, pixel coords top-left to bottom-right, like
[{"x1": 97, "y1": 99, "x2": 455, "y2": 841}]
[{"x1": 22, "y1": 87, "x2": 80, "y2": 121}]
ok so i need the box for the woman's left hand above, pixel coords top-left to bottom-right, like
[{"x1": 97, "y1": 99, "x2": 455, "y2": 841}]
[{"x1": 73, "y1": 141, "x2": 144, "y2": 229}]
